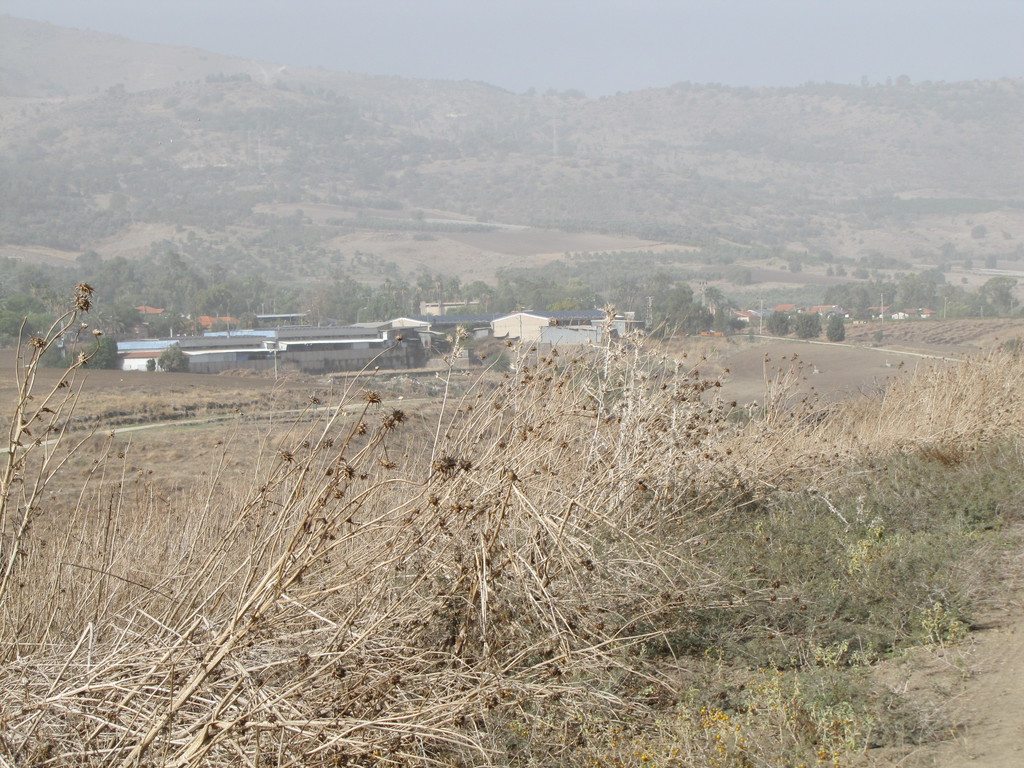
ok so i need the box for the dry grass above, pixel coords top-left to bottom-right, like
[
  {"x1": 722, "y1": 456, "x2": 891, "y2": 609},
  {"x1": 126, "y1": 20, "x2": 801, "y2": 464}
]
[
  {"x1": 726, "y1": 346, "x2": 1024, "y2": 490},
  {"x1": 2, "y1": 298, "x2": 1023, "y2": 766}
]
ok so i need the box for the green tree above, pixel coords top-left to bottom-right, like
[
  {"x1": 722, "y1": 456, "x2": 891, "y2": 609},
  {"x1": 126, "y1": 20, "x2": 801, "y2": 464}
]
[
  {"x1": 158, "y1": 343, "x2": 189, "y2": 372},
  {"x1": 547, "y1": 278, "x2": 597, "y2": 311},
  {"x1": 826, "y1": 314, "x2": 846, "y2": 342},
  {"x1": 898, "y1": 270, "x2": 943, "y2": 311},
  {"x1": 196, "y1": 285, "x2": 235, "y2": 316},
  {"x1": 88, "y1": 336, "x2": 121, "y2": 369},
  {"x1": 765, "y1": 311, "x2": 790, "y2": 336},
  {"x1": 680, "y1": 305, "x2": 714, "y2": 335},
  {"x1": 95, "y1": 301, "x2": 141, "y2": 335},
  {"x1": 794, "y1": 313, "x2": 822, "y2": 339},
  {"x1": 146, "y1": 312, "x2": 182, "y2": 337},
  {"x1": 979, "y1": 277, "x2": 1018, "y2": 316},
  {"x1": 356, "y1": 279, "x2": 414, "y2": 323},
  {"x1": 76, "y1": 249, "x2": 104, "y2": 276},
  {"x1": 650, "y1": 283, "x2": 702, "y2": 335},
  {"x1": 0, "y1": 293, "x2": 54, "y2": 344}
]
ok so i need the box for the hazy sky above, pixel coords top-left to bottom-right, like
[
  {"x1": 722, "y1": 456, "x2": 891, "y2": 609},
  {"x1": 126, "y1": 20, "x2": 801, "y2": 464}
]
[{"x1": 2, "y1": 0, "x2": 1022, "y2": 95}]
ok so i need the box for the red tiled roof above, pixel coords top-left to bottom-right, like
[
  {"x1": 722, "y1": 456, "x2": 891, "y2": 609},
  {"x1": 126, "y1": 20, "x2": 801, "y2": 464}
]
[{"x1": 197, "y1": 315, "x2": 239, "y2": 330}]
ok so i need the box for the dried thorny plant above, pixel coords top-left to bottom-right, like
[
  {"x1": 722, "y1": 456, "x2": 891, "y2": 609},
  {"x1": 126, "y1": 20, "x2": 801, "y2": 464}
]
[
  {"x1": 1, "y1": 283, "x2": 103, "y2": 613},
  {"x1": 0, "y1": 319, "x2": 763, "y2": 766},
  {"x1": 727, "y1": 347, "x2": 1024, "y2": 490},
  {"x1": 4, "y1": 317, "x2": 1021, "y2": 766}
]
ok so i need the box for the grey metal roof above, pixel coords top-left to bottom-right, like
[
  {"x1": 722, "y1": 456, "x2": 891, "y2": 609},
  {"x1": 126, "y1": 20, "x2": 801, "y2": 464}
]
[
  {"x1": 406, "y1": 314, "x2": 502, "y2": 326},
  {"x1": 274, "y1": 325, "x2": 380, "y2": 340},
  {"x1": 204, "y1": 329, "x2": 277, "y2": 338},
  {"x1": 494, "y1": 309, "x2": 606, "y2": 323},
  {"x1": 121, "y1": 326, "x2": 385, "y2": 353},
  {"x1": 177, "y1": 336, "x2": 268, "y2": 350}
]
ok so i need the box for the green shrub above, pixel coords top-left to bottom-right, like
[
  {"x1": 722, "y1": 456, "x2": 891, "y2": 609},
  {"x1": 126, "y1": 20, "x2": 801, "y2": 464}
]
[
  {"x1": 826, "y1": 314, "x2": 846, "y2": 342},
  {"x1": 158, "y1": 343, "x2": 189, "y2": 372},
  {"x1": 88, "y1": 335, "x2": 120, "y2": 369}
]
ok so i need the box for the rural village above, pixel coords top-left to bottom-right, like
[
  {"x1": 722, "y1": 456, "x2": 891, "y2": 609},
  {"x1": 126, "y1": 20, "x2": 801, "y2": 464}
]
[{"x1": 2, "y1": 9, "x2": 1024, "y2": 768}]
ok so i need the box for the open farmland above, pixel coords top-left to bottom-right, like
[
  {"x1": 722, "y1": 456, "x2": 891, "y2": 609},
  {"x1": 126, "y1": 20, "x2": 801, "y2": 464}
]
[
  {"x1": 0, "y1": 348, "x2": 317, "y2": 427},
  {"x1": 4, "y1": 307, "x2": 1024, "y2": 766},
  {"x1": 2, "y1": 15, "x2": 1024, "y2": 766},
  {"x1": 4, "y1": 316, "x2": 1014, "y2": 493},
  {"x1": 714, "y1": 337, "x2": 945, "y2": 406}
]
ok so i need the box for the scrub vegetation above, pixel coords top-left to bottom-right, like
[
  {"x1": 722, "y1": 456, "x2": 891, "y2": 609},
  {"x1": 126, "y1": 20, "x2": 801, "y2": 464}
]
[
  {"x1": 2, "y1": 293, "x2": 1022, "y2": 766},
  {"x1": 3, "y1": 18, "x2": 1023, "y2": 339}
]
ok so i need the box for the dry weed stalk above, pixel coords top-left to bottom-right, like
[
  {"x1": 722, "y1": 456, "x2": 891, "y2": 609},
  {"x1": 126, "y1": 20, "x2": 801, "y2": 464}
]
[
  {"x1": 728, "y1": 347, "x2": 1024, "y2": 488},
  {"x1": 1, "y1": 325, "x2": 756, "y2": 766},
  {"x1": 839, "y1": 346, "x2": 1024, "y2": 451},
  {"x1": 7, "y1": 324, "x2": 1017, "y2": 765},
  {"x1": 1, "y1": 284, "x2": 101, "y2": 618}
]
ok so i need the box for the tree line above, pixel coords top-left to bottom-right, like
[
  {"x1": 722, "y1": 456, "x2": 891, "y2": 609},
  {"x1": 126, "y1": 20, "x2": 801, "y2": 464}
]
[{"x1": 2, "y1": 248, "x2": 1019, "y2": 349}]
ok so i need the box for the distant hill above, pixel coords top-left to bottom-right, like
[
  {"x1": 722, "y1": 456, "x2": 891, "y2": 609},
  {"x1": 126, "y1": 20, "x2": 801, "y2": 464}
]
[
  {"x1": 1, "y1": 15, "x2": 1022, "y2": 293},
  {"x1": 0, "y1": 15, "x2": 271, "y2": 96},
  {"x1": 0, "y1": 15, "x2": 511, "y2": 103}
]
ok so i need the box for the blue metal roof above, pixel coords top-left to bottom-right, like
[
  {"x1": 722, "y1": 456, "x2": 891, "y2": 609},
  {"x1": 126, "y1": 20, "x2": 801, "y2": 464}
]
[{"x1": 117, "y1": 339, "x2": 177, "y2": 352}]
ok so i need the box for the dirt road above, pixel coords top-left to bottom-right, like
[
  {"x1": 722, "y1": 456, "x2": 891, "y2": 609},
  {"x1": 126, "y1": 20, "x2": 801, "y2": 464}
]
[{"x1": 907, "y1": 547, "x2": 1024, "y2": 767}]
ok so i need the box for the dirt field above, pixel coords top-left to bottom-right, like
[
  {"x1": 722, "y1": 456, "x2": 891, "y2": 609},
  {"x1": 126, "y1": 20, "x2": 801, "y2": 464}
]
[
  {"x1": 8, "y1": 318, "x2": 1008, "y2": 433},
  {"x1": 0, "y1": 345, "x2": 441, "y2": 502},
  {"x1": 711, "y1": 336, "x2": 940, "y2": 406},
  {"x1": 0, "y1": 347, "x2": 372, "y2": 432},
  {"x1": 844, "y1": 317, "x2": 1024, "y2": 353},
  {"x1": 893, "y1": 538, "x2": 1024, "y2": 768},
  {"x1": 654, "y1": 322, "x2": 1008, "y2": 410},
  {"x1": 320, "y1": 227, "x2": 673, "y2": 283}
]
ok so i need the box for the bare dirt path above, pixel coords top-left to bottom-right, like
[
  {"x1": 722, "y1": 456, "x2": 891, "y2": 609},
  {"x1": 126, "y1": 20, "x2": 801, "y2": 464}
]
[{"x1": 904, "y1": 546, "x2": 1024, "y2": 767}]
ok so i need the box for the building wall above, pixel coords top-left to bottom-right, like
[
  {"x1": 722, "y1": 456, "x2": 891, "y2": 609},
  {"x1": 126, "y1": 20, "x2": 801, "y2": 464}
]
[
  {"x1": 492, "y1": 314, "x2": 549, "y2": 342},
  {"x1": 276, "y1": 339, "x2": 426, "y2": 374},
  {"x1": 537, "y1": 326, "x2": 604, "y2": 346},
  {"x1": 121, "y1": 332, "x2": 428, "y2": 375},
  {"x1": 185, "y1": 352, "x2": 275, "y2": 375},
  {"x1": 122, "y1": 357, "x2": 155, "y2": 372}
]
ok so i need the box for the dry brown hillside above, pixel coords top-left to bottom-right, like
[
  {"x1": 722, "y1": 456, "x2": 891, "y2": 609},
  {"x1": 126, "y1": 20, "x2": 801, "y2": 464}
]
[{"x1": 2, "y1": 15, "x2": 1022, "y2": 284}]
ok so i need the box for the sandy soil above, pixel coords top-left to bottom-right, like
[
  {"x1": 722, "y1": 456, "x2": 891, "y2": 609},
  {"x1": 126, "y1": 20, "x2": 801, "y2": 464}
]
[
  {"x1": 901, "y1": 543, "x2": 1024, "y2": 767},
  {"x1": 0, "y1": 244, "x2": 81, "y2": 266},
  {"x1": 700, "y1": 336, "x2": 939, "y2": 407}
]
